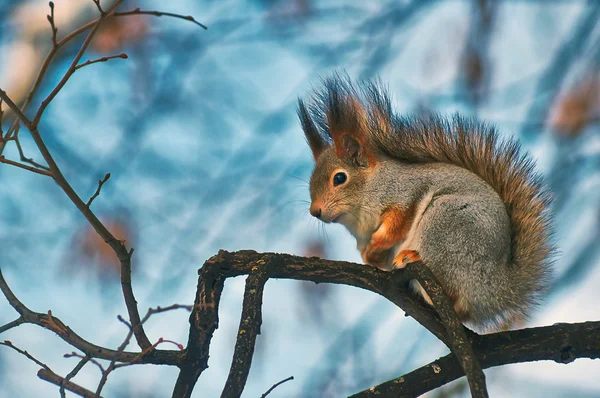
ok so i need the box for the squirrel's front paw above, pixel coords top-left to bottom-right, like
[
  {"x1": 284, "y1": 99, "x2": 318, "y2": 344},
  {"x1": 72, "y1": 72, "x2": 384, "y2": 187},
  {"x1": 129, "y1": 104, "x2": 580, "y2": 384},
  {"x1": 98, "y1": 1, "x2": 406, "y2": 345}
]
[{"x1": 392, "y1": 250, "x2": 421, "y2": 269}]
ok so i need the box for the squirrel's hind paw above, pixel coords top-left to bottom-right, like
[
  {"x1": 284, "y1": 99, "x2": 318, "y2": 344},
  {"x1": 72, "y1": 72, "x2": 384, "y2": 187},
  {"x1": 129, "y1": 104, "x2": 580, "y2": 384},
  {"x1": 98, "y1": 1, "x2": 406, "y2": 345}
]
[{"x1": 393, "y1": 249, "x2": 421, "y2": 269}]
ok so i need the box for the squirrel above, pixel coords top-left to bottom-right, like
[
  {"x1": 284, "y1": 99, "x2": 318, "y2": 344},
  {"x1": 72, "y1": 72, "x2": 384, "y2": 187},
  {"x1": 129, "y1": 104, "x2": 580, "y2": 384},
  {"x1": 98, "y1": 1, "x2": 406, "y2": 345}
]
[{"x1": 297, "y1": 74, "x2": 553, "y2": 330}]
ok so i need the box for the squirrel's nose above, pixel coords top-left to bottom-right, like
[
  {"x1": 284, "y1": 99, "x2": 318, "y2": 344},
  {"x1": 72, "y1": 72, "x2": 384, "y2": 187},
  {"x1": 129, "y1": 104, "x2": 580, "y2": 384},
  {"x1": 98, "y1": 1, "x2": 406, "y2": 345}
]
[{"x1": 310, "y1": 205, "x2": 322, "y2": 219}]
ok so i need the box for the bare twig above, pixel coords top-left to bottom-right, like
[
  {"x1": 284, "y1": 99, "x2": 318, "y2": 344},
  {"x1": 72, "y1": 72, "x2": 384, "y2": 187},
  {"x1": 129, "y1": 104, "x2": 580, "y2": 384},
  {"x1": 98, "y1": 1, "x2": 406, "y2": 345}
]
[
  {"x1": 405, "y1": 261, "x2": 488, "y2": 397},
  {"x1": 13, "y1": 126, "x2": 51, "y2": 171},
  {"x1": 0, "y1": 155, "x2": 53, "y2": 177},
  {"x1": 0, "y1": 317, "x2": 25, "y2": 334},
  {"x1": 0, "y1": 340, "x2": 53, "y2": 371},
  {"x1": 221, "y1": 262, "x2": 269, "y2": 397},
  {"x1": 32, "y1": 0, "x2": 125, "y2": 128},
  {"x1": 75, "y1": 54, "x2": 128, "y2": 71},
  {"x1": 0, "y1": 268, "x2": 181, "y2": 365},
  {"x1": 60, "y1": 356, "x2": 90, "y2": 398},
  {"x1": 38, "y1": 369, "x2": 99, "y2": 398},
  {"x1": 114, "y1": 8, "x2": 208, "y2": 29},
  {"x1": 0, "y1": 5, "x2": 206, "y2": 146},
  {"x1": 261, "y1": 376, "x2": 294, "y2": 398},
  {"x1": 47, "y1": 1, "x2": 58, "y2": 47},
  {"x1": 86, "y1": 173, "x2": 111, "y2": 207},
  {"x1": 0, "y1": 90, "x2": 152, "y2": 351},
  {"x1": 64, "y1": 352, "x2": 106, "y2": 374},
  {"x1": 94, "y1": 304, "x2": 191, "y2": 396},
  {"x1": 92, "y1": 0, "x2": 105, "y2": 16}
]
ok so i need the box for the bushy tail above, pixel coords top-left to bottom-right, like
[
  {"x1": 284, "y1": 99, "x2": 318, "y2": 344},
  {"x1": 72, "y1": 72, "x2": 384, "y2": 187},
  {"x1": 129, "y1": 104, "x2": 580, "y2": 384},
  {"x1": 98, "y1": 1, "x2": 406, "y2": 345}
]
[{"x1": 363, "y1": 83, "x2": 554, "y2": 315}]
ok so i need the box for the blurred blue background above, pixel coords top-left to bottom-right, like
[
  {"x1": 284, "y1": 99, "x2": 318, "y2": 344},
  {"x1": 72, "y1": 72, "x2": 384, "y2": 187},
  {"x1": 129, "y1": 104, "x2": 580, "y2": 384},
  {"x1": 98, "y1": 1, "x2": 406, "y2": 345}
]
[{"x1": 0, "y1": 0, "x2": 599, "y2": 397}]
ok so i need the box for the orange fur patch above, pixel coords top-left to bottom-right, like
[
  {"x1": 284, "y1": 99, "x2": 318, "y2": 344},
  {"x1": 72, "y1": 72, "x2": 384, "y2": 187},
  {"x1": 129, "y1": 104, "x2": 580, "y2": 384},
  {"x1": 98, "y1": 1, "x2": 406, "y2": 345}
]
[{"x1": 362, "y1": 205, "x2": 417, "y2": 267}]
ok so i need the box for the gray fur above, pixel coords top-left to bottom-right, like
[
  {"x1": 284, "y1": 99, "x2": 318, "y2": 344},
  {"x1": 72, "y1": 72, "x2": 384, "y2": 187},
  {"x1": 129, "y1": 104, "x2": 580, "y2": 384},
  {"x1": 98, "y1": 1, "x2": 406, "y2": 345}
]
[{"x1": 298, "y1": 74, "x2": 554, "y2": 330}]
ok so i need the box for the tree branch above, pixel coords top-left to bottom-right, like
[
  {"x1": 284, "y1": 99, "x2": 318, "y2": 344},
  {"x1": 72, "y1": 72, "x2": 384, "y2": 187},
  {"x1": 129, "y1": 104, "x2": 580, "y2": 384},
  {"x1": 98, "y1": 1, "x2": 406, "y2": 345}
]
[
  {"x1": 172, "y1": 263, "x2": 225, "y2": 398},
  {"x1": 86, "y1": 173, "x2": 111, "y2": 207},
  {"x1": 261, "y1": 376, "x2": 294, "y2": 398},
  {"x1": 75, "y1": 54, "x2": 128, "y2": 71},
  {"x1": 221, "y1": 261, "x2": 269, "y2": 397},
  {"x1": 352, "y1": 321, "x2": 600, "y2": 397},
  {"x1": 47, "y1": 1, "x2": 58, "y2": 47},
  {"x1": 60, "y1": 356, "x2": 90, "y2": 398},
  {"x1": 0, "y1": 89, "x2": 151, "y2": 350},
  {"x1": 0, "y1": 268, "x2": 181, "y2": 366},
  {"x1": 405, "y1": 261, "x2": 488, "y2": 397},
  {"x1": 0, "y1": 340, "x2": 52, "y2": 371},
  {"x1": 0, "y1": 317, "x2": 25, "y2": 334},
  {"x1": 0, "y1": 155, "x2": 53, "y2": 177},
  {"x1": 38, "y1": 369, "x2": 99, "y2": 398},
  {"x1": 114, "y1": 8, "x2": 208, "y2": 29}
]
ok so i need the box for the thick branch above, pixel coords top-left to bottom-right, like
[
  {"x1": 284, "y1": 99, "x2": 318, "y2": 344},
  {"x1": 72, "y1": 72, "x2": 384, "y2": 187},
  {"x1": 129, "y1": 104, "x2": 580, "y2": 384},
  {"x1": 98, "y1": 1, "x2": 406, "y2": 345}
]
[
  {"x1": 221, "y1": 262, "x2": 269, "y2": 397},
  {"x1": 38, "y1": 369, "x2": 99, "y2": 398},
  {"x1": 0, "y1": 268, "x2": 180, "y2": 366},
  {"x1": 352, "y1": 321, "x2": 600, "y2": 397},
  {"x1": 204, "y1": 250, "x2": 448, "y2": 343},
  {"x1": 406, "y1": 261, "x2": 488, "y2": 397},
  {"x1": 172, "y1": 250, "x2": 447, "y2": 396},
  {"x1": 172, "y1": 264, "x2": 225, "y2": 397}
]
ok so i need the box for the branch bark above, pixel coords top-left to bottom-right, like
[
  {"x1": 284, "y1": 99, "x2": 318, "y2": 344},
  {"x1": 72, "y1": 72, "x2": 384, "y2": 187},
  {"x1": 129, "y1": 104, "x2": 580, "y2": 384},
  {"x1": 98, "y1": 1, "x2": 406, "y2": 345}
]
[
  {"x1": 172, "y1": 264, "x2": 225, "y2": 397},
  {"x1": 351, "y1": 321, "x2": 600, "y2": 397},
  {"x1": 38, "y1": 369, "x2": 99, "y2": 398},
  {"x1": 221, "y1": 260, "x2": 269, "y2": 397},
  {"x1": 406, "y1": 261, "x2": 488, "y2": 397}
]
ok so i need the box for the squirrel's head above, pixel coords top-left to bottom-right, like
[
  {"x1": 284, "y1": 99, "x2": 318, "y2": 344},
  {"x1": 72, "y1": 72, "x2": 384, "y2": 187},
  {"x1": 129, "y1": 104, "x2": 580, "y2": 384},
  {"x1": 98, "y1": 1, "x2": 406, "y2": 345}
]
[
  {"x1": 307, "y1": 144, "x2": 374, "y2": 224},
  {"x1": 298, "y1": 75, "x2": 383, "y2": 225}
]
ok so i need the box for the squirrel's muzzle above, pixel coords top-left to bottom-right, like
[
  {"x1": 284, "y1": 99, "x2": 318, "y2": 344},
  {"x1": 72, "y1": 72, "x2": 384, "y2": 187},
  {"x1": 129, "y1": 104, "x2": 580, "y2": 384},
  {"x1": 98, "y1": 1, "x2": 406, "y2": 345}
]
[{"x1": 309, "y1": 204, "x2": 322, "y2": 219}]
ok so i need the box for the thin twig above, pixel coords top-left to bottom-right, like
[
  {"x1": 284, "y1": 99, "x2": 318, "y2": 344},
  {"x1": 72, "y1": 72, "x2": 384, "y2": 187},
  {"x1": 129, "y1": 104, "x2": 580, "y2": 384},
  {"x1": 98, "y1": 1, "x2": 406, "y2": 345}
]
[
  {"x1": 114, "y1": 8, "x2": 207, "y2": 29},
  {"x1": 405, "y1": 261, "x2": 488, "y2": 398},
  {"x1": 75, "y1": 54, "x2": 128, "y2": 71},
  {"x1": 47, "y1": 1, "x2": 58, "y2": 47},
  {"x1": 86, "y1": 173, "x2": 111, "y2": 207},
  {"x1": 221, "y1": 262, "x2": 269, "y2": 397},
  {"x1": 0, "y1": 155, "x2": 53, "y2": 177},
  {"x1": 64, "y1": 352, "x2": 106, "y2": 374},
  {"x1": 0, "y1": 268, "x2": 181, "y2": 365},
  {"x1": 0, "y1": 88, "x2": 152, "y2": 351},
  {"x1": 13, "y1": 125, "x2": 51, "y2": 171},
  {"x1": 0, "y1": 340, "x2": 52, "y2": 371},
  {"x1": 38, "y1": 369, "x2": 99, "y2": 398},
  {"x1": 261, "y1": 376, "x2": 294, "y2": 398},
  {"x1": 92, "y1": 0, "x2": 105, "y2": 16},
  {"x1": 0, "y1": 6, "x2": 207, "y2": 145},
  {"x1": 32, "y1": 0, "x2": 125, "y2": 128},
  {"x1": 94, "y1": 304, "x2": 191, "y2": 396},
  {"x1": 60, "y1": 356, "x2": 90, "y2": 398}
]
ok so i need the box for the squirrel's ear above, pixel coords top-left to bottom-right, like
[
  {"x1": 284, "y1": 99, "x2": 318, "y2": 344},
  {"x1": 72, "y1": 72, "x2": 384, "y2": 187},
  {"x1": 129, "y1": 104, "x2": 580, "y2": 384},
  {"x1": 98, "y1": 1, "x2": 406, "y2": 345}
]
[
  {"x1": 340, "y1": 134, "x2": 371, "y2": 167},
  {"x1": 298, "y1": 98, "x2": 327, "y2": 160}
]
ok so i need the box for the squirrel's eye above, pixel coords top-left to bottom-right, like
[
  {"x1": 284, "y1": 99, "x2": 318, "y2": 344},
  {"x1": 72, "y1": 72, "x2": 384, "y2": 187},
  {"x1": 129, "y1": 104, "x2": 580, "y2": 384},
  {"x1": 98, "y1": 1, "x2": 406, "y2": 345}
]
[{"x1": 333, "y1": 172, "x2": 347, "y2": 186}]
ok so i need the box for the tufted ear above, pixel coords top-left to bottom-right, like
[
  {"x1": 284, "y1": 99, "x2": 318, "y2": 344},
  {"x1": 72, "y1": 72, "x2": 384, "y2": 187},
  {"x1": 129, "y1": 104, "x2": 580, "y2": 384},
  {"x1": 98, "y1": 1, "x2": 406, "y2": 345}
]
[
  {"x1": 298, "y1": 98, "x2": 327, "y2": 160},
  {"x1": 339, "y1": 134, "x2": 370, "y2": 167}
]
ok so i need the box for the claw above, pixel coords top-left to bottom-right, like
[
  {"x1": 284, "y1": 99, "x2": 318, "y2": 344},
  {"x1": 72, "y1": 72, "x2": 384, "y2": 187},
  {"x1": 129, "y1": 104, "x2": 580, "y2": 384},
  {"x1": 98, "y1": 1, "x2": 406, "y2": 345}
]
[{"x1": 393, "y1": 249, "x2": 420, "y2": 269}]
